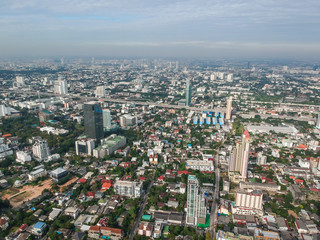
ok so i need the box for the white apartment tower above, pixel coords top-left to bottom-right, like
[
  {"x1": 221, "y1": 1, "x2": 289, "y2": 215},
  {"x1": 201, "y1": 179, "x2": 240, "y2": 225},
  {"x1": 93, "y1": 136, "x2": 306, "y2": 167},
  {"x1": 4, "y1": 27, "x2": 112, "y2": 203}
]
[
  {"x1": 32, "y1": 139, "x2": 50, "y2": 161},
  {"x1": 54, "y1": 77, "x2": 68, "y2": 95},
  {"x1": 226, "y1": 97, "x2": 233, "y2": 121}
]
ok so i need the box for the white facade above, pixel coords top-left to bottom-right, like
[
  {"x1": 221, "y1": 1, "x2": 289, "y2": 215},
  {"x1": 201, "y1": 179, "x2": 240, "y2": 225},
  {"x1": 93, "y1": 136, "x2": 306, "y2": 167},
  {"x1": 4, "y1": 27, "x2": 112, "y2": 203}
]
[
  {"x1": 32, "y1": 139, "x2": 50, "y2": 161},
  {"x1": 235, "y1": 191, "x2": 263, "y2": 210},
  {"x1": 257, "y1": 152, "x2": 267, "y2": 165},
  {"x1": 16, "y1": 151, "x2": 32, "y2": 164},
  {"x1": 54, "y1": 79, "x2": 68, "y2": 94},
  {"x1": 186, "y1": 159, "x2": 214, "y2": 171},
  {"x1": 226, "y1": 97, "x2": 232, "y2": 120},
  {"x1": 28, "y1": 168, "x2": 47, "y2": 181},
  {"x1": 95, "y1": 86, "x2": 106, "y2": 98},
  {"x1": 0, "y1": 138, "x2": 13, "y2": 159},
  {"x1": 114, "y1": 180, "x2": 143, "y2": 198}
]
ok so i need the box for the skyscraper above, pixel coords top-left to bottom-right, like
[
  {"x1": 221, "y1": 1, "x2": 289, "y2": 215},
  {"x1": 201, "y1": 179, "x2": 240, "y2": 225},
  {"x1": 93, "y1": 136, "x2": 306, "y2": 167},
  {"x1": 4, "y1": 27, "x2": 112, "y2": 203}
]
[
  {"x1": 228, "y1": 130, "x2": 250, "y2": 182},
  {"x1": 186, "y1": 175, "x2": 207, "y2": 225},
  {"x1": 316, "y1": 110, "x2": 320, "y2": 129},
  {"x1": 226, "y1": 97, "x2": 233, "y2": 121},
  {"x1": 102, "y1": 109, "x2": 112, "y2": 131},
  {"x1": 186, "y1": 79, "x2": 192, "y2": 107},
  {"x1": 84, "y1": 102, "x2": 104, "y2": 141},
  {"x1": 54, "y1": 77, "x2": 68, "y2": 95}
]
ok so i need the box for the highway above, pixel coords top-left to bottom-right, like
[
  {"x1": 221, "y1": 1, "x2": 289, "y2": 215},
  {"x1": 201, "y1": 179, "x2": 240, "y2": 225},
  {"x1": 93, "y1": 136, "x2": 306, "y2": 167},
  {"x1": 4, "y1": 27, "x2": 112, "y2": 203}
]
[
  {"x1": 209, "y1": 153, "x2": 220, "y2": 239},
  {"x1": 128, "y1": 180, "x2": 154, "y2": 240},
  {"x1": 9, "y1": 89, "x2": 226, "y2": 113}
]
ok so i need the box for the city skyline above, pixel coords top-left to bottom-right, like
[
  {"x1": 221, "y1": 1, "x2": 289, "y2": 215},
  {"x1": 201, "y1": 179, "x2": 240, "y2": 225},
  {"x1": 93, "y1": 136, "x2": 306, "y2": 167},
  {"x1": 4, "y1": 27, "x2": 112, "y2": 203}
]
[{"x1": 1, "y1": 0, "x2": 320, "y2": 59}]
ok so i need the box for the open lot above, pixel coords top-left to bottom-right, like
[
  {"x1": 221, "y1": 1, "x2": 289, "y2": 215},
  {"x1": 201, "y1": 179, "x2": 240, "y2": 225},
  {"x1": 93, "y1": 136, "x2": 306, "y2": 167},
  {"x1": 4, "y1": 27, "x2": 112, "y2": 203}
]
[{"x1": 1, "y1": 179, "x2": 52, "y2": 208}]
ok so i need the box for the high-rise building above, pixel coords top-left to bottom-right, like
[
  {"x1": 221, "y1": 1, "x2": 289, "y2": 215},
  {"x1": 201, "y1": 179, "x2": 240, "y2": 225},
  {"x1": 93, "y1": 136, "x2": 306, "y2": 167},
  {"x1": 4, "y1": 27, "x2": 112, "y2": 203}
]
[
  {"x1": 95, "y1": 86, "x2": 106, "y2": 98},
  {"x1": 84, "y1": 102, "x2": 104, "y2": 140},
  {"x1": 226, "y1": 97, "x2": 233, "y2": 121},
  {"x1": 16, "y1": 76, "x2": 24, "y2": 86},
  {"x1": 228, "y1": 130, "x2": 250, "y2": 182},
  {"x1": 54, "y1": 78, "x2": 68, "y2": 95},
  {"x1": 32, "y1": 139, "x2": 50, "y2": 161},
  {"x1": 186, "y1": 79, "x2": 192, "y2": 107},
  {"x1": 316, "y1": 110, "x2": 320, "y2": 129},
  {"x1": 102, "y1": 109, "x2": 112, "y2": 130},
  {"x1": 186, "y1": 175, "x2": 207, "y2": 225}
]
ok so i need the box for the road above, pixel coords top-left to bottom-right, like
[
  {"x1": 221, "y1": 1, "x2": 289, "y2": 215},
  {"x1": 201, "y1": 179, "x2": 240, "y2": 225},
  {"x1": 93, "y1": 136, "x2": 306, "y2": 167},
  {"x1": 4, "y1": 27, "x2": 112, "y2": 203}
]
[
  {"x1": 209, "y1": 153, "x2": 220, "y2": 239},
  {"x1": 9, "y1": 89, "x2": 226, "y2": 113},
  {"x1": 128, "y1": 180, "x2": 154, "y2": 240}
]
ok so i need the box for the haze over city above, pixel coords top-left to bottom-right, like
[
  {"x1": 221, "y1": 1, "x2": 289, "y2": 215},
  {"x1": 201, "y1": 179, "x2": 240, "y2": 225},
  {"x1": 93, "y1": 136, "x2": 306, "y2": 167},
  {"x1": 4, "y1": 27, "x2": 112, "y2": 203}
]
[{"x1": 1, "y1": 0, "x2": 320, "y2": 58}]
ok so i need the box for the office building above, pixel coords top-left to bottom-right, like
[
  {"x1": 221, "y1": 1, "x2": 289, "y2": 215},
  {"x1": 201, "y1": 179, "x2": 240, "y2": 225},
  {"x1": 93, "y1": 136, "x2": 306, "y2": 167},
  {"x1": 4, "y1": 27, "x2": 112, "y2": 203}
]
[
  {"x1": 75, "y1": 138, "x2": 95, "y2": 156},
  {"x1": 32, "y1": 139, "x2": 50, "y2": 161},
  {"x1": 54, "y1": 78, "x2": 68, "y2": 95},
  {"x1": 95, "y1": 86, "x2": 106, "y2": 98},
  {"x1": 84, "y1": 102, "x2": 104, "y2": 140},
  {"x1": 186, "y1": 79, "x2": 192, "y2": 107},
  {"x1": 186, "y1": 175, "x2": 207, "y2": 225},
  {"x1": 114, "y1": 180, "x2": 143, "y2": 198},
  {"x1": 50, "y1": 167, "x2": 68, "y2": 183},
  {"x1": 228, "y1": 130, "x2": 250, "y2": 182},
  {"x1": 93, "y1": 134, "x2": 126, "y2": 158},
  {"x1": 226, "y1": 97, "x2": 232, "y2": 121},
  {"x1": 120, "y1": 114, "x2": 136, "y2": 127},
  {"x1": 102, "y1": 109, "x2": 112, "y2": 130}
]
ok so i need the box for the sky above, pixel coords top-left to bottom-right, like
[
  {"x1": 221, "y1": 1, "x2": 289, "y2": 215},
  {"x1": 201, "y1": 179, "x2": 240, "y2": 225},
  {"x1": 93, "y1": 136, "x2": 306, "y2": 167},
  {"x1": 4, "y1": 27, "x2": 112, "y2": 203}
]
[{"x1": 1, "y1": 0, "x2": 320, "y2": 59}]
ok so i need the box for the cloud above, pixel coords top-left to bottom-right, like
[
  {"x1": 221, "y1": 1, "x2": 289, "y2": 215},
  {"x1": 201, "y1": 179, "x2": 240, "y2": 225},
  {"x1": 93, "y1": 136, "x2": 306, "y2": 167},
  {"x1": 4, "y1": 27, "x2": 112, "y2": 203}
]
[{"x1": 0, "y1": 0, "x2": 320, "y2": 58}]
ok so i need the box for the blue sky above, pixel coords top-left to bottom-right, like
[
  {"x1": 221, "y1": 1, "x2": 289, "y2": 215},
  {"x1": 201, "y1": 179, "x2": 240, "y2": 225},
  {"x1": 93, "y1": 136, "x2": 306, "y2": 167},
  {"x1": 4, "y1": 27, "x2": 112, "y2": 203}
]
[{"x1": 1, "y1": 0, "x2": 320, "y2": 58}]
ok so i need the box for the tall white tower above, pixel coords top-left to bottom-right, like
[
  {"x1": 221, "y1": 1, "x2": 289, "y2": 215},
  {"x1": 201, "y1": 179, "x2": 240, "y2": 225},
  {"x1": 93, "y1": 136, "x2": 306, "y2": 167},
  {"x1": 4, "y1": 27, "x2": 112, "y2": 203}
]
[{"x1": 226, "y1": 96, "x2": 233, "y2": 121}]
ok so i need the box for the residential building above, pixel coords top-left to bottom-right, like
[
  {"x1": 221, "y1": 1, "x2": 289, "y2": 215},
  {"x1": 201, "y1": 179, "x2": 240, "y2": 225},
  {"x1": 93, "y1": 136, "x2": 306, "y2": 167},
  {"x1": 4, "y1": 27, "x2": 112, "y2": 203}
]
[
  {"x1": 32, "y1": 139, "x2": 50, "y2": 161},
  {"x1": 31, "y1": 222, "x2": 47, "y2": 236},
  {"x1": 119, "y1": 114, "x2": 137, "y2": 127},
  {"x1": 95, "y1": 86, "x2": 105, "y2": 98},
  {"x1": 16, "y1": 151, "x2": 32, "y2": 164},
  {"x1": 0, "y1": 138, "x2": 13, "y2": 159},
  {"x1": 54, "y1": 78, "x2": 68, "y2": 94},
  {"x1": 217, "y1": 230, "x2": 253, "y2": 240},
  {"x1": 138, "y1": 222, "x2": 154, "y2": 237},
  {"x1": 257, "y1": 152, "x2": 267, "y2": 165},
  {"x1": 114, "y1": 180, "x2": 143, "y2": 198},
  {"x1": 229, "y1": 130, "x2": 250, "y2": 182},
  {"x1": 186, "y1": 79, "x2": 192, "y2": 106},
  {"x1": 226, "y1": 96, "x2": 232, "y2": 121},
  {"x1": 186, "y1": 175, "x2": 207, "y2": 225},
  {"x1": 84, "y1": 102, "x2": 104, "y2": 140},
  {"x1": 186, "y1": 159, "x2": 214, "y2": 171},
  {"x1": 254, "y1": 228, "x2": 280, "y2": 240},
  {"x1": 232, "y1": 190, "x2": 263, "y2": 216}
]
